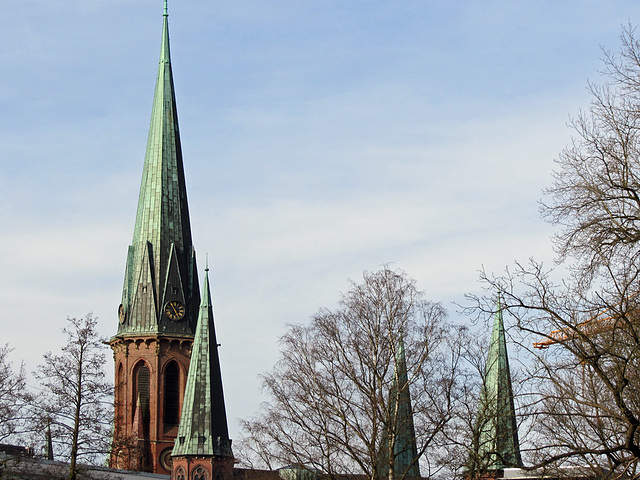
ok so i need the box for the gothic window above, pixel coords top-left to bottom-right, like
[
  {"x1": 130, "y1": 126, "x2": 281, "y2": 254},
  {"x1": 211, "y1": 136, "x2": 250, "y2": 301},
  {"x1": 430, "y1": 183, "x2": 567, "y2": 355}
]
[
  {"x1": 116, "y1": 363, "x2": 125, "y2": 425},
  {"x1": 174, "y1": 466, "x2": 186, "y2": 480},
  {"x1": 164, "y1": 361, "x2": 180, "y2": 426},
  {"x1": 133, "y1": 361, "x2": 150, "y2": 426},
  {"x1": 192, "y1": 466, "x2": 209, "y2": 480}
]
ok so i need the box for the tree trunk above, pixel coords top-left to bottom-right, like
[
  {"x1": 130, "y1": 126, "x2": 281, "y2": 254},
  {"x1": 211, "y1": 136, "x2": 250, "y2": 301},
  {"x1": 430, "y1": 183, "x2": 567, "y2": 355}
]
[{"x1": 68, "y1": 347, "x2": 84, "y2": 480}]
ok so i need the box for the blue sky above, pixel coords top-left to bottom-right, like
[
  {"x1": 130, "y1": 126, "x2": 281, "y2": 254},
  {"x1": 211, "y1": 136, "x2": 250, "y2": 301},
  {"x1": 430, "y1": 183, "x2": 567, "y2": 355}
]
[{"x1": 3, "y1": 0, "x2": 640, "y2": 442}]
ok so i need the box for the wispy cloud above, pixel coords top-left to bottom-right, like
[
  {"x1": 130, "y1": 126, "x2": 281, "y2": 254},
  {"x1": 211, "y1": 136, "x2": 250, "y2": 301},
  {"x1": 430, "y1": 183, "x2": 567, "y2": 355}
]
[{"x1": 2, "y1": 0, "x2": 639, "y2": 439}]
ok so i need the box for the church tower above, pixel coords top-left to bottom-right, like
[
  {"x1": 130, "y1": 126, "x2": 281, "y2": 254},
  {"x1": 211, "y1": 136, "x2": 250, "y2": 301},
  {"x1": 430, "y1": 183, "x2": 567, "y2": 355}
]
[
  {"x1": 467, "y1": 296, "x2": 522, "y2": 478},
  {"x1": 110, "y1": 2, "x2": 200, "y2": 474}
]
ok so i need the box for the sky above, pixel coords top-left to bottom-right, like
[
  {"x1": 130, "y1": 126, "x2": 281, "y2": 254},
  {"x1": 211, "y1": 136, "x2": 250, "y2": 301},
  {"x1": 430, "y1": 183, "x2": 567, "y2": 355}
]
[{"x1": 3, "y1": 0, "x2": 640, "y2": 444}]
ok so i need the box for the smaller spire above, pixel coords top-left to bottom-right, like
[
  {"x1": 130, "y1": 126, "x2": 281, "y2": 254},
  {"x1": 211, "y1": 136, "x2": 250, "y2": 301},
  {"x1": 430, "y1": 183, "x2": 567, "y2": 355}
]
[
  {"x1": 172, "y1": 268, "x2": 232, "y2": 458},
  {"x1": 378, "y1": 338, "x2": 420, "y2": 479},
  {"x1": 164, "y1": 0, "x2": 168, "y2": 17},
  {"x1": 468, "y1": 293, "x2": 522, "y2": 473}
]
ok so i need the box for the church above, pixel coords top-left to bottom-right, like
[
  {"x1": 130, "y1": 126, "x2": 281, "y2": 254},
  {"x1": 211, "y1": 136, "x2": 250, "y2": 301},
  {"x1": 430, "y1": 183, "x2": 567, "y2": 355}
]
[
  {"x1": 101, "y1": 4, "x2": 600, "y2": 480},
  {"x1": 105, "y1": 4, "x2": 425, "y2": 479}
]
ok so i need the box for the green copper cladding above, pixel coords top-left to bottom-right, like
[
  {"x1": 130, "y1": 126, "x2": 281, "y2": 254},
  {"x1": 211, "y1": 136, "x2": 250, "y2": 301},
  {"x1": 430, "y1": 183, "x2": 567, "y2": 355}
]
[
  {"x1": 117, "y1": 5, "x2": 199, "y2": 337},
  {"x1": 378, "y1": 338, "x2": 420, "y2": 479},
  {"x1": 172, "y1": 268, "x2": 233, "y2": 458},
  {"x1": 469, "y1": 296, "x2": 522, "y2": 472}
]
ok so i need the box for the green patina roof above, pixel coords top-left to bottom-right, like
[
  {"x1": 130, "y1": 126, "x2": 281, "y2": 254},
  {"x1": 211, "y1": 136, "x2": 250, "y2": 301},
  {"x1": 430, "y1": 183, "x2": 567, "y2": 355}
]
[
  {"x1": 116, "y1": 2, "x2": 199, "y2": 338},
  {"x1": 470, "y1": 296, "x2": 522, "y2": 471},
  {"x1": 379, "y1": 339, "x2": 420, "y2": 479},
  {"x1": 172, "y1": 268, "x2": 233, "y2": 458}
]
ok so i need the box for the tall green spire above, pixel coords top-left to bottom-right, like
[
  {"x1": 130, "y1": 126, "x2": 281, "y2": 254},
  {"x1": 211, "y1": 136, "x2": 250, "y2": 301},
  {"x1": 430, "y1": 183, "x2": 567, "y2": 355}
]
[
  {"x1": 469, "y1": 296, "x2": 522, "y2": 472},
  {"x1": 379, "y1": 339, "x2": 420, "y2": 479},
  {"x1": 172, "y1": 268, "x2": 233, "y2": 458},
  {"x1": 117, "y1": 1, "x2": 199, "y2": 337}
]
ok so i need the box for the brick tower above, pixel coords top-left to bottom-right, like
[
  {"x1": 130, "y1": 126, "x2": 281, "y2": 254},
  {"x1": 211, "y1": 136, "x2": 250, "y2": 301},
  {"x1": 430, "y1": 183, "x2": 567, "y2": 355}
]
[{"x1": 109, "y1": 1, "x2": 200, "y2": 474}]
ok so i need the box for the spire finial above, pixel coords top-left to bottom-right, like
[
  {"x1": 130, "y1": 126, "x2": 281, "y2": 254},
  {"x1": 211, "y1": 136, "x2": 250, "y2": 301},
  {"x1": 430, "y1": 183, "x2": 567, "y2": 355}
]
[
  {"x1": 205, "y1": 253, "x2": 209, "y2": 272},
  {"x1": 164, "y1": 0, "x2": 168, "y2": 17}
]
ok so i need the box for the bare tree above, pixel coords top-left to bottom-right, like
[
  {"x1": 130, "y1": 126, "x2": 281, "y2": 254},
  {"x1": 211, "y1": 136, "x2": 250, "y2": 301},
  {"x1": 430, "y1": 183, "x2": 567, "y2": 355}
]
[
  {"x1": 471, "y1": 261, "x2": 640, "y2": 479},
  {"x1": 0, "y1": 344, "x2": 31, "y2": 444},
  {"x1": 34, "y1": 314, "x2": 113, "y2": 480},
  {"x1": 541, "y1": 25, "x2": 640, "y2": 280},
  {"x1": 239, "y1": 267, "x2": 468, "y2": 480},
  {"x1": 462, "y1": 25, "x2": 640, "y2": 479}
]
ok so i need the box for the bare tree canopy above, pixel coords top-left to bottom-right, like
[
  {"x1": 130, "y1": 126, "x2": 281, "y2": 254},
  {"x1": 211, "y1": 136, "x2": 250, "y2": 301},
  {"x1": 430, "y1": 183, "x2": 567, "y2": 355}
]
[
  {"x1": 238, "y1": 267, "x2": 469, "y2": 480},
  {"x1": 34, "y1": 314, "x2": 113, "y2": 480},
  {"x1": 542, "y1": 25, "x2": 640, "y2": 278},
  {"x1": 0, "y1": 344, "x2": 31, "y2": 443},
  {"x1": 475, "y1": 259, "x2": 640, "y2": 478},
  {"x1": 472, "y1": 25, "x2": 640, "y2": 480}
]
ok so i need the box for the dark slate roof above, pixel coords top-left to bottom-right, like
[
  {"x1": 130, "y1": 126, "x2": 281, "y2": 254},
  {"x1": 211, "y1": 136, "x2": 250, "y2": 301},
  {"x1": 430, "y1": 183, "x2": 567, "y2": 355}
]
[
  {"x1": 172, "y1": 268, "x2": 233, "y2": 458},
  {"x1": 116, "y1": 1, "x2": 199, "y2": 338}
]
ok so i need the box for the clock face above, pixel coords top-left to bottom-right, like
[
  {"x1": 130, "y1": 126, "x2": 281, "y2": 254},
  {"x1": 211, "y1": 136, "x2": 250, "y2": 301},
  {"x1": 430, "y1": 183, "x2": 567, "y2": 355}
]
[
  {"x1": 118, "y1": 304, "x2": 126, "y2": 324},
  {"x1": 164, "y1": 300, "x2": 185, "y2": 321}
]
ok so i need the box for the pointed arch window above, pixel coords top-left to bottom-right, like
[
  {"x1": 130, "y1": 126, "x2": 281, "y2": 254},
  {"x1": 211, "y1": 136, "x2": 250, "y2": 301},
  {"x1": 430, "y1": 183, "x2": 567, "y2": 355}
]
[
  {"x1": 164, "y1": 361, "x2": 180, "y2": 426},
  {"x1": 133, "y1": 362, "x2": 150, "y2": 427},
  {"x1": 116, "y1": 363, "x2": 125, "y2": 426}
]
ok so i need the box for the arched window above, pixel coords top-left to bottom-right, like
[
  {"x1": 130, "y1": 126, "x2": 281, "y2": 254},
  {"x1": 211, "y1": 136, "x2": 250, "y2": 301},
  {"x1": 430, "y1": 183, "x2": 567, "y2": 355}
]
[
  {"x1": 116, "y1": 363, "x2": 125, "y2": 425},
  {"x1": 192, "y1": 466, "x2": 209, "y2": 480},
  {"x1": 164, "y1": 361, "x2": 180, "y2": 426},
  {"x1": 133, "y1": 362, "x2": 150, "y2": 427}
]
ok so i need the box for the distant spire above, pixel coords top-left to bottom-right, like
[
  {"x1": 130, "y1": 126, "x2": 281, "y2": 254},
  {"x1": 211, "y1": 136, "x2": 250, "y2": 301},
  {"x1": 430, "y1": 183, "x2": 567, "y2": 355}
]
[
  {"x1": 469, "y1": 295, "x2": 522, "y2": 472},
  {"x1": 172, "y1": 268, "x2": 233, "y2": 458},
  {"x1": 378, "y1": 338, "x2": 420, "y2": 479}
]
